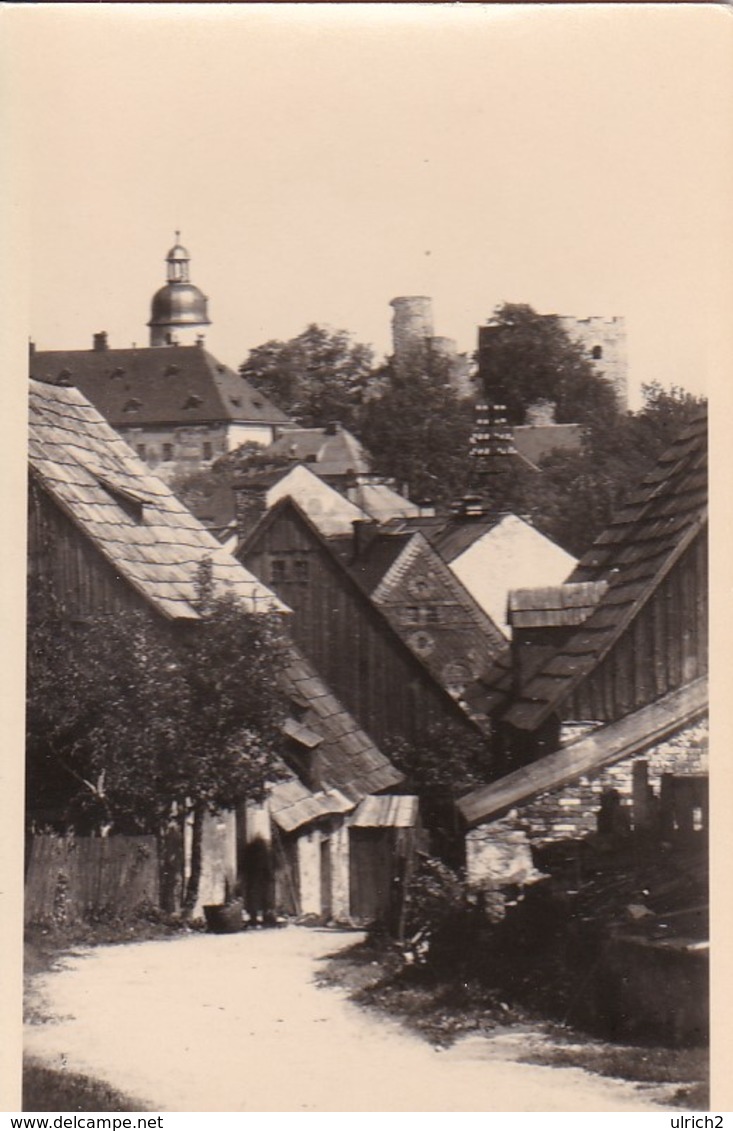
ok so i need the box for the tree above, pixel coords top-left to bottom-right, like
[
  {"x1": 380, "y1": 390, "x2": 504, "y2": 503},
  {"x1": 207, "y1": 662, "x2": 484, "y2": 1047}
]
[
  {"x1": 239, "y1": 324, "x2": 375, "y2": 429},
  {"x1": 359, "y1": 351, "x2": 474, "y2": 504},
  {"x1": 477, "y1": 303, "x2": 620, "y2": 425},
  {"x1": 526, "y1": 383, "x2": 707, "y2": 555},
  {"x1": 26, "y1": 568, "x2": 290, "y2": 913}
]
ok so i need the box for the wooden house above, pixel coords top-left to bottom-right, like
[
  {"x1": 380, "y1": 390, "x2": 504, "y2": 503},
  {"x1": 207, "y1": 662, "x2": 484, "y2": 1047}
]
[
  {"x1": 456, "y1": 411, "x2": 708, "y2": 878},
  {"x1": 381, "y1": 504, "x2": 577, "y2": 635},
  {"x1": 330, "y1": 523, "x2": 508, "y2": 721},
  {"x1": 246, "y1": 649, "x2": 415, "y2": 927},
  {"x1": 27, "y1": 377, "x2": 411, "y2": 924},
  {"x1": 238, "y1": 496, "x2": 487, "y2": 751}
]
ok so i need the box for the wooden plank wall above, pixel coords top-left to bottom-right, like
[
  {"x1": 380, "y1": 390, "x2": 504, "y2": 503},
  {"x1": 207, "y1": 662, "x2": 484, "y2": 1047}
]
[
  {"x1": 566, "y1": 535, "x2": 707, "y2": 724},
  {"x1": 28, "y1": 482, "x2": 150, "y2": 618},
  {"x1": 243, "y1": 512, "x2": 474, "y2": 748},
  {"x1": 25, "y1": 835, "x2": 159, "y2": 924}
]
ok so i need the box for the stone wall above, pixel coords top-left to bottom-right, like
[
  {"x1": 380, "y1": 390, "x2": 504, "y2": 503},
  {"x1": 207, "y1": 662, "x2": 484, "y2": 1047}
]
[
  {"x1": 466, "y1": 718, "x2": 708, "y2": 887},
  {"x1": 516, "y1": 718, "x2": 708, "y2": 846},
  {"x1": 557, "y1": 314, "x2": 628, "y2": 412}
]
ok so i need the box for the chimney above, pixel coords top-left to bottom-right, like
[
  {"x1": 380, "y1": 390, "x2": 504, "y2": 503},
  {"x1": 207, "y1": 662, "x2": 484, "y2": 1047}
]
[
  {"x1": 93, "y1": 331, "x2": 108, "y2": 352},
  {"x1": 352, "y1": 519, "x2": 380, "y2": 560},
  {"x1": 324, "y1": 420, "x2": 341, "y2": 436},
  {"x1": 29, "y1": 339, "x2": 36, "y2": 358},
  {"x1": 195, "y1": 334, "x2": 205, "y2": 348}
]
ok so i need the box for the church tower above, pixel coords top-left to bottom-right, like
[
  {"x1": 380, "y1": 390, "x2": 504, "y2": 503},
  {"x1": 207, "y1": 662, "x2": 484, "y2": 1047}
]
[{"x1": 148, "y1": 234, "x2": 211, "y2": 347}]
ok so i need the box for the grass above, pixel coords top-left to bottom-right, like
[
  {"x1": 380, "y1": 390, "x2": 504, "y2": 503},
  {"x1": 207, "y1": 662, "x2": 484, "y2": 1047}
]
[
  {"x1": 317, "y1": 939, "x2": 710, "y2": 1110},
  {"x1": 23, "y1": 1059, "x2": 151, "y2": 1113}
]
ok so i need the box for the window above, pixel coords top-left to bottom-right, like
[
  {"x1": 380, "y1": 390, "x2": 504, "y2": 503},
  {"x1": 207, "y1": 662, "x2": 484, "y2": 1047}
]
[
  {"x1": 136, "y1": 443, "x2": 147, "y2": 460},
  {"x1": 162, "y1": 443, "x2": 174, "y2": 462},
  {"x1": 271, "y1": 559, "x2": 287, "y2": 585},
  {"x1": 202, "y1": 441, "x2": 213, "y2": 461},
  {"x1": 591, "y1": 345, "x2": 603, "y2": 360}
]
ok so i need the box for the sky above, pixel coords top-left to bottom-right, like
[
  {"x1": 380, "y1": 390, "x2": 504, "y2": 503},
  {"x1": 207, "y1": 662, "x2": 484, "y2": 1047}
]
[{"x1": 8, "y1": 3, "x2": 733, "y2": 407}]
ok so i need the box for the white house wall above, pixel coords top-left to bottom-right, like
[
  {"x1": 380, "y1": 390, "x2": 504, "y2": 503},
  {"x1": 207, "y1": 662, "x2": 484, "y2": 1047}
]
[
  {"x1": 450, "y1": 515, "x2": 576, "y2": 635},
  {"x1": 226, "y1": 422, "x2": 279, "y2": 451},
  {"x1": 184, "y1": 809, "x2": 238, "y2": 916},
  {"x1": 297, "y1": 830, "x2": 321, "y2": 915}
]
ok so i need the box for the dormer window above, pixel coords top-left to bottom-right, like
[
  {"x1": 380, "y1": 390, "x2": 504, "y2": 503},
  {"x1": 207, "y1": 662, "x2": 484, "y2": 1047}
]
[
  {"x1": 183, "y1": 394, "x2": 203, "y2": 410},
  {"x1": 94, "y1": 473, "x2": 149, "y2": 523},
  {"x1": 122, "y1": 397, "x2": 142, "y2": 413},
  {"x1": 591, "y1": 345, "x2": 603, "y2": 360}
]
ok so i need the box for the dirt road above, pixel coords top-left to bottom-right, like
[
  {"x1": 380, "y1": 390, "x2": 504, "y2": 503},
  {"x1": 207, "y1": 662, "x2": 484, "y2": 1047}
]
[{"x1": 25, "y1": 927, "x2": 669, "y2": 1112}]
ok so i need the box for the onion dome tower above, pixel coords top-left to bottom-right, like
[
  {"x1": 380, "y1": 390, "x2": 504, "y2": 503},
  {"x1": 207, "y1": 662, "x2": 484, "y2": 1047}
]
[{"x1": 148, "y1": 233, "x2": 211, "y2": 347}]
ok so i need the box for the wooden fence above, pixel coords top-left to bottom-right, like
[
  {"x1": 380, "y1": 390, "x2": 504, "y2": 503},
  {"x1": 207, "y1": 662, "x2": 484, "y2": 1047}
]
[{"x1": 25, "y1": 835, "x2": 159, "y2": 924}]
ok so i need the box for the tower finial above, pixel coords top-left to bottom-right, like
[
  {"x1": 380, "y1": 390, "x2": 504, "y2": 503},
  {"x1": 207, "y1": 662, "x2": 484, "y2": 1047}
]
[{"x1": 175, "y1": 229, "x2": 181, "y2": 243}]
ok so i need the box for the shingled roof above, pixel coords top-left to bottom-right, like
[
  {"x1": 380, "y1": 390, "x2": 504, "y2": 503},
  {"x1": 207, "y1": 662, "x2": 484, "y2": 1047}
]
[
  {"x1": 269, "y1": 646, "x2": 404, "y2": 831},
  {"x1": 265, "y1": 425, "x2": 371, "y2": 476},
  {"x1": 30, "y1": 346, "x2": 292, "y2": 427},
  {"x1": 503, "y1": 411, "x2": 708, "y2": 731},
  {"x1": 29, "y1": 378, "x2": 287, "y2": 620}
]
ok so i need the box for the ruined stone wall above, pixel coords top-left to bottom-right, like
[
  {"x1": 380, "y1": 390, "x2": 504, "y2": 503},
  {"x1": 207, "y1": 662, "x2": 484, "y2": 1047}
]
[{"x1": 558, "y1": 315, "x2": 628, "y2": 412}]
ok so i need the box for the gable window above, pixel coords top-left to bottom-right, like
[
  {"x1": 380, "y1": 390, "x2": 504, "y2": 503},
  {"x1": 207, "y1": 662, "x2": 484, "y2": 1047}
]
[
  {"x1": 271, "y1": 559, "x2": 287, "y2": 585},
  {"x1": 135, "y1": 443, "x2": 147, "y2": 460},
  {"x1": 202, "y1": 441, "x2": 213, "y2": 461},
  {"x1": 294, "y1": 559, "x2": 310, "y2": 585},
  {"x1": 162, "y1": 442, "x2": 174, "y2": 462}
]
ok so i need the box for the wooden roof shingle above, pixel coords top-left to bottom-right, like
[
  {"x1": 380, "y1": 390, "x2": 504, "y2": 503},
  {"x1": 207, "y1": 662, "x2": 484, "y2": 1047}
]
[
  {"x1": 29, "y1": 378, "x2": 288, "y2": 620},
  {"x1": 503, "y1": 412, "x2": 707, "y2": 731}
]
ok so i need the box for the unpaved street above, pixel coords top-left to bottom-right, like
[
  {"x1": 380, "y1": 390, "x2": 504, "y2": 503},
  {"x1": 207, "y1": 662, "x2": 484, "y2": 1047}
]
[{"x1": 25, "y1": 927, "x2": 669, "y2": 1112}]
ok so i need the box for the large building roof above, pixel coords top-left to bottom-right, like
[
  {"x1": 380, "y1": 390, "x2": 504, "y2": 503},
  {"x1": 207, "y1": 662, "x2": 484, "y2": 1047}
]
[
  {"x1": 30, "y1": 346, "x2": 292, "y2": 428},
  {"x1": 29, "y1": 378, "x2": 287, "y2": 620},
  {"x1": 503, "y1": 411, "x2": 708, "y2": 731}
]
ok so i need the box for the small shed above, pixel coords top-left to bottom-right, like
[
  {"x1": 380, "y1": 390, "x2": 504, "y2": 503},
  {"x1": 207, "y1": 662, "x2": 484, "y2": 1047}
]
[{"x1": 349, "y1": 795, "x2": 420, "y2": 932}]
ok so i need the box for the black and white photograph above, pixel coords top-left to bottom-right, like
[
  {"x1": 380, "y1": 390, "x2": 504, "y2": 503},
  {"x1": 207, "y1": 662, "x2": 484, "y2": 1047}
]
[{"x1": 3, "y1": 1, "x2": 731, "y2": 1116}]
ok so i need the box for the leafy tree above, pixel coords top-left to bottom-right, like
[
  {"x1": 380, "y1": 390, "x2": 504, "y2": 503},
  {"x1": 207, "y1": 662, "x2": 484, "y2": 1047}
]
[
  {"x1": 170, "y1": 443, "x2": 292, "y2": 529},
  {"x1": 239, "y1": 323, "x2": 375, "y2": 429},
  {"x1": 526, "y1": 383, "x2": 707, "y2": 555},
  {"x1": 26, "y1": 568, "x2": 290, "y2": 913},
  {"x1": 478, "y1": 303, "x2": 619, "y2": 425},
  {"x1": 359, "y1": 351, "x2": 474, "y2": 504},
  {"x1": 385, "y1": 720, "x2": 493, "y2": 798}
]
